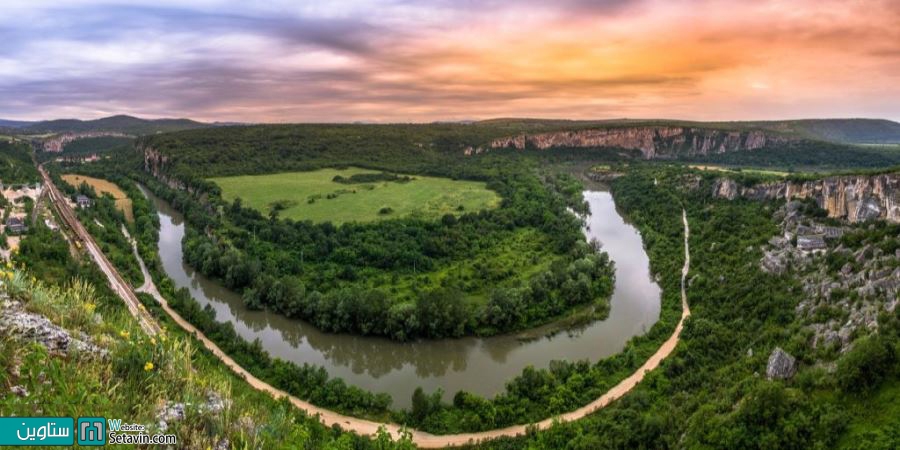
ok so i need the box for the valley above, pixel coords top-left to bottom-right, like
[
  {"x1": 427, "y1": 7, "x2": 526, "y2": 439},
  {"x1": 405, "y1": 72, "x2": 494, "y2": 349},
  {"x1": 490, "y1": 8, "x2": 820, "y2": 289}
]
[
  {"x1": 2, "y1": 117, "x2": 899, "y2": 449},
  {"x1": 4, "y1": 3, "x2": 900, "y2": 448}
]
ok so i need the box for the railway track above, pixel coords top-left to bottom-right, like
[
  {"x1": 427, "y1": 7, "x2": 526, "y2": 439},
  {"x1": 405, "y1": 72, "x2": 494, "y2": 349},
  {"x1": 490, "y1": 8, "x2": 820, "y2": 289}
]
[{"x1": 38, "y1": 165, "x2": 160, "y2": 336}]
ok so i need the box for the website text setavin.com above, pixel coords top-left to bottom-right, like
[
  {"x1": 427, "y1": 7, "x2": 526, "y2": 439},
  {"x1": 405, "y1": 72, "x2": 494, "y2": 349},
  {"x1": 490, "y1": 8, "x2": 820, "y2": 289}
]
[{"x1": 0, "y1": 416, "x2": 176, "y2": 446}]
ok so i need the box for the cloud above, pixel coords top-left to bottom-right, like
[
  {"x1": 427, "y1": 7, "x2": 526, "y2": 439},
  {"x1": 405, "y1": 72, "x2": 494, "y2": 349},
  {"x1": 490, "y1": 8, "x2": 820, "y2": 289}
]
[{"x1": 0, "y1": 0, "x2": 897, "y2": 122}]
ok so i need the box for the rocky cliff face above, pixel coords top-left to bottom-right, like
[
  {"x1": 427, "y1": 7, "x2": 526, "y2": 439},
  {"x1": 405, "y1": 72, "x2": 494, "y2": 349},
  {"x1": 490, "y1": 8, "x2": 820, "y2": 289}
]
[
  {"x1": 713, "y1": 173, "x2": 900, "y2": 222},
  {"x1": 141, "y1": 143, "x2": 195, "y2": 192},
  {"x1": 141, "y1": 143, "x2": 168, "y2": 178},
  {"x1": 482, "y1": 126, "x2": 786, "y2": 159}
]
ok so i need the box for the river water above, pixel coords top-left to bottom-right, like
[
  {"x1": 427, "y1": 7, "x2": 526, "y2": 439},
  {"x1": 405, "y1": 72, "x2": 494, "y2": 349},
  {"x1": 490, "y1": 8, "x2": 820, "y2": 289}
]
[{"x1": 144, "y1": 189, "x2": 660, "y2": 408}]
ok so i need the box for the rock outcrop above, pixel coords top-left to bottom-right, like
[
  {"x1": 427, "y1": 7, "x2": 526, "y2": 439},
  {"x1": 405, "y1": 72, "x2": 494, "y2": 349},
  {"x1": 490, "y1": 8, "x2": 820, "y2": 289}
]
[
  {"x1": 156, "y1": 391, "x2": 228, "y2": 432},
  {"x1": 0, "y1": 298, "x2": 107, "y2": 357},
  {"x1": 141, "y1": 143, "x2": 169, "y2": 180},
  {"x1": 766, "y1": 347, "x2": 797, "y2": 380},
  {"x1": 484, "y1": 126, "x2": 788, "y2": 159},
  {"x1": 761, "y1": 202, "x2": 896, "y2": 354},
  {"x1": 713, "y1": 173, "x2": 900, "y2": 223},
  {"x1": 140, "y1": 143, "x2": 199, "y2": 193}
]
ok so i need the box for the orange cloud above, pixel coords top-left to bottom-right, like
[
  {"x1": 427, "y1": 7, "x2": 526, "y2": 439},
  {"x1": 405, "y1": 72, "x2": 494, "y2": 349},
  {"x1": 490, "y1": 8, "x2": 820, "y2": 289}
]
[{"x1": 1, "y1": 0, "x2": 898, "y2": 122}]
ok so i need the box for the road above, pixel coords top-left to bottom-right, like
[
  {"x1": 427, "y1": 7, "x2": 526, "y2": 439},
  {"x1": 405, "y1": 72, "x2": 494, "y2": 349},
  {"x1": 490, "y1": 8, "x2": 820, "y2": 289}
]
[
  {"x1": 123, "y1": 198, "x2": 692, "y2": 447},
  {"x1": 39, "y1": 165, "x2": 160, "y2": 336}
]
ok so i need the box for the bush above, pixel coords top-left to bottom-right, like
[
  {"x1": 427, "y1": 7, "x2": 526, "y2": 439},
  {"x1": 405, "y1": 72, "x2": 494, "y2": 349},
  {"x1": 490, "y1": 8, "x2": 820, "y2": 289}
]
[{"x1": 836, "y1": 335, "x2": 897, "y2": 393}]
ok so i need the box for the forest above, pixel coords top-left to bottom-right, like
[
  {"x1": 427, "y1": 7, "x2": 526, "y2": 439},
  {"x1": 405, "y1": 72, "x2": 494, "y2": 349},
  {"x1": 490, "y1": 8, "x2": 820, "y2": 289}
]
[
  {"x1": 0, "y1": 140, "x2": 39, "y2": 185},
  {"x1": 134, "y1": 139, "x2": 619, "y2": 340},
  {"x1": 466, "y1": 165, "x2": 899, "y2": 449},
  {"x1": 686, "y1": 139, "x2": 900, "y2": 170}
]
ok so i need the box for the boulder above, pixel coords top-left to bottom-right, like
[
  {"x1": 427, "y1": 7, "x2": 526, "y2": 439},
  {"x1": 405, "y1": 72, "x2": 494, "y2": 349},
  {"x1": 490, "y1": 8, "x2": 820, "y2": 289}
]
[{"x1": 766, "y1": 347, "x2": 797, "y2": 380}]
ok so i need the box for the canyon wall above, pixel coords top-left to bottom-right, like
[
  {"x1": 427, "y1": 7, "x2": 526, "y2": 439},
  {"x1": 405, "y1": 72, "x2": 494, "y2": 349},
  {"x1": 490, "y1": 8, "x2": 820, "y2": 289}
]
[
  {"x1": 140, "y1": 143, "x2": 196, "y2": 193},
  {"x1": 713, "y1": 174, "x2": 900, "y2": 222},
  {"x1": 479, "y1": 126, "x2": 788, "y2": 159}
]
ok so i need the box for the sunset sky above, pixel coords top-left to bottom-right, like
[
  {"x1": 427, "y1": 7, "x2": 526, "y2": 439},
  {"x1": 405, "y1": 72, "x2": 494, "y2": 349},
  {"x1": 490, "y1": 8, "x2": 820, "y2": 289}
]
[{"x1": 1, "y1": 0, "x2": 898, "y2": 122}]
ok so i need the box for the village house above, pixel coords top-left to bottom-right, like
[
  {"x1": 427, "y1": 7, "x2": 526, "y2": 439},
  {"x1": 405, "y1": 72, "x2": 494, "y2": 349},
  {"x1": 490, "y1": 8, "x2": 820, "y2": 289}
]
[
  {"x1": 76, "y1": 195, "x2": 93, "y2": 208},
  {"x1": 5, "y1": 217, "x2": 26, "y2": 235}
]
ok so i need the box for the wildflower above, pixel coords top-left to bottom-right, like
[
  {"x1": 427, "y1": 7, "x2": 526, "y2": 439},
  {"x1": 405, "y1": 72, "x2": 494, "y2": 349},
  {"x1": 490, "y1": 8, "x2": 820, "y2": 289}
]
[
  {"x1": 119, "y1": 330, "x2": 130, "y2": 339},
  {"x1": 150, "y1": 337, "x2": 156, "y2": 346},
  {"x1": 143, "y1": 361, "x2": 154, "y2": 372},
  {"x1": 159, "y1": 334, "x2": 167, "y2": 343},
  {"x1": 84, "y1": 303, "x2": 96, "y2": 314}
]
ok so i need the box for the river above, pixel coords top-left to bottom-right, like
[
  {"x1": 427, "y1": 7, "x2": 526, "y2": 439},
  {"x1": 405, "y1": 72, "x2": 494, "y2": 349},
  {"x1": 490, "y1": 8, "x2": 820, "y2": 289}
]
[{"x1": 143, "y1": 189, "x2": 660, "y2": 408}]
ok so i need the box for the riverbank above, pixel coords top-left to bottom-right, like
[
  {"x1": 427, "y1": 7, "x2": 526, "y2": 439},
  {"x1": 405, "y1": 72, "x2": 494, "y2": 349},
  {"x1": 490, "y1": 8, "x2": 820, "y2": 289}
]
[
  {"x1": 144, "y1": 187, "x2": 662, "y2": 407},
  {"x1": 127, "y1": 184, "x2": 692, "y2": 446}
]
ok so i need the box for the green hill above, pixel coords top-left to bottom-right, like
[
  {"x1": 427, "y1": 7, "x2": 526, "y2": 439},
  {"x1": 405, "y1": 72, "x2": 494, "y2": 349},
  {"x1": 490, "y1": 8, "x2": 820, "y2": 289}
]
[
  {"x1": 0, "y1": 140, "x2": 39, "y2": 184},
  {"x1": 748, "y1": 119, "x2": 900, "y2": 144},
  {"x1": 21, "y1": 114, "x2": 210, "y2": 135}
]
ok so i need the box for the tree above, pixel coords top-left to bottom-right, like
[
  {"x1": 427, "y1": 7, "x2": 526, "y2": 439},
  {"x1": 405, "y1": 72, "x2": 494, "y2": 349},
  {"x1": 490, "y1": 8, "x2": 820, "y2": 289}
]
[{"x1": 836, "y1": 335, "x2": 897, "y2": 393}]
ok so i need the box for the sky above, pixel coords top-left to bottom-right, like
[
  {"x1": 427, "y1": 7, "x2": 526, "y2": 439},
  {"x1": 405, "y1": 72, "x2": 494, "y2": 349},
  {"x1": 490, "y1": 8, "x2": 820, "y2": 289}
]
[{"x1": 0, "y1": 0, "x2": 898, "y2": 123}]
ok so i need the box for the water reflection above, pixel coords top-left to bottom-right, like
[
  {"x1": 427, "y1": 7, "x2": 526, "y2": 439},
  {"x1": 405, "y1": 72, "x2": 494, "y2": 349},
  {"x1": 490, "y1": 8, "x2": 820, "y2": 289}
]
[{"x1": 143, "y1": 187, "x2": 660, "y2": 408}]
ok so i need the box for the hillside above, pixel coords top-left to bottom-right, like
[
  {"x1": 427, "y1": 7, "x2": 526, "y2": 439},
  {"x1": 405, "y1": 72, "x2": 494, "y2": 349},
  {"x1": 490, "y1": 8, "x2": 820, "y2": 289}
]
[
  {"x1": 478, "y1": 118, "x2": 900, "y2": 144},
  {"x1": 0, "y1": 119, "x2": 34, "y2": 128},
  {"x1": 140, "y1": 121, "x2": 900, "y2": 180},
  {"x1": 20, "y1": 114, "x2": 210, "y2": 135},
  {"x1": 0, "y1": 140, "x2": 40, "y2": 184},
  {"x1": 750, "y1": 119, "x2": 900, "y2": 144}
]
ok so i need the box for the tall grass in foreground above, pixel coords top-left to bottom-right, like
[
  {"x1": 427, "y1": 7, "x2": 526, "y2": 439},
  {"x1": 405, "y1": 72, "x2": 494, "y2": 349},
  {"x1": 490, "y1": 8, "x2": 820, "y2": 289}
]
[{"x1": 0, "y1": 269, "x2": 414, "y2": 449}]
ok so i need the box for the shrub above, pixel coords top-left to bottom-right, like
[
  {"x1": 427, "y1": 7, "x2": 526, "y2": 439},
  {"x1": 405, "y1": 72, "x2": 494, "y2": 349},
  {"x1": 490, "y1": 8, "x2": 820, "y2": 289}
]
[{"x1": 836, "y1": 335, "x2": 897, "y2": 393}]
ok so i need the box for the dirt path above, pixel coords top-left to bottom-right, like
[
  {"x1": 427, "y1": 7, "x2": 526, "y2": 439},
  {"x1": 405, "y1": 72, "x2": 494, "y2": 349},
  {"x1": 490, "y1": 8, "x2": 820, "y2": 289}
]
[{"x1": 125, "y1": 204, "x2": 691, "y2": 448}]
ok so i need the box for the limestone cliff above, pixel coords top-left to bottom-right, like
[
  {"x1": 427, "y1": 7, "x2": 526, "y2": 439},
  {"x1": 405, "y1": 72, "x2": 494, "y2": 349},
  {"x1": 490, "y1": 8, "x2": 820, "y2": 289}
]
[
  {"x1": 481, "y1": 126, "x2": 787, "y2": 159},
  {"x1": 140, "y1": 143, "x2": 196, "y2": 193},
  {"x1": 713, "y1": 174, "x2": 900, "y2": 222}
]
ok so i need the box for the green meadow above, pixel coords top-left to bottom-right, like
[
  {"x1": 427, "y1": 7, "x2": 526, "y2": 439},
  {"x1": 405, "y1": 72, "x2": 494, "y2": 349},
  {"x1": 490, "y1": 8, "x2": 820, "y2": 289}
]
[{"x1": 210, "y1": 167, "x2": 501, "y2": 224}]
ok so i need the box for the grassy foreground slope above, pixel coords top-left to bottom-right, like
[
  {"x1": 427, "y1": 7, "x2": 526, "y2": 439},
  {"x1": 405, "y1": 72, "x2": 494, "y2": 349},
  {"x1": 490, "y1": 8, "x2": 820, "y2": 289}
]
[{"x1": 211, "y1": 167, "x2": 500, "y2": 223}]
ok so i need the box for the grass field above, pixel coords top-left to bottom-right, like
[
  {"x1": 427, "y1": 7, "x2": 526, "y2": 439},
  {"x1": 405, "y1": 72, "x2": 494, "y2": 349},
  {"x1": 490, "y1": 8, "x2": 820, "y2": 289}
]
[
  {"x1": 688, "y1": 164, "x2": 792, "y2": 177},
  {"x1": 210, "y1": 167, "x2": 501, "y2": 223},
  {"x1": 61, "y1": 174, "x2": 133, "y2": 222},
  {"x1": 359, "y1": 227, "x2": 556, "y2": 305}
]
